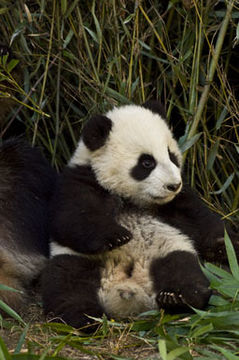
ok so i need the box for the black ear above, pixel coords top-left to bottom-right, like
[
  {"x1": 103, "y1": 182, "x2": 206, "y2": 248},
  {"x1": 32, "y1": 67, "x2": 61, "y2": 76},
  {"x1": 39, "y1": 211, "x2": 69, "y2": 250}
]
[
  {"x1": 142, "y1": 100, "x2": 167, "y2": 120},
  {"x1": 82, "y1": 115, "x2": 112, "y2": 151}
]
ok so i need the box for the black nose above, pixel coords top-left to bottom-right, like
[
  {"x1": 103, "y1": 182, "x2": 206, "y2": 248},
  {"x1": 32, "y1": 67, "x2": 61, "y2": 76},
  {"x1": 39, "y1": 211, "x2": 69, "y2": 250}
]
[{"x1": 166, "y1": 182, "x2": 181, "y2": 192}]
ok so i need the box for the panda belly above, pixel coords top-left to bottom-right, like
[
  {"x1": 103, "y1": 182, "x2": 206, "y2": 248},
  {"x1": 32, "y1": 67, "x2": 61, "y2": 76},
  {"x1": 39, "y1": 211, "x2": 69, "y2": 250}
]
[{"x1": 98, "y1": 211, "x2": 196, "y2": 319}]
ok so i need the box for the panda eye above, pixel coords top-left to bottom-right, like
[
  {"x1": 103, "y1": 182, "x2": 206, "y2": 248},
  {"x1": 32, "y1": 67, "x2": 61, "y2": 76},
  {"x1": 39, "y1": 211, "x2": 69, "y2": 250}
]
[
  {"x1": 140, "y1": 154, "x2": 156, "y2": 169},
  {"x1": 131, "y1": 154, "x2": 157, "y2": 181},
  {"x1": 141, "y1": 159, "x2": 155, "y2": 169}
]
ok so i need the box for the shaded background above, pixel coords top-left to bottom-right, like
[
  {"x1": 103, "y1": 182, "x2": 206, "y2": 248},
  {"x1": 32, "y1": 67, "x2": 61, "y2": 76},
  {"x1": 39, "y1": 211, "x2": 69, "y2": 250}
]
[{"x1": 0, "y1": 0, "x2": 238, "y2": 224}]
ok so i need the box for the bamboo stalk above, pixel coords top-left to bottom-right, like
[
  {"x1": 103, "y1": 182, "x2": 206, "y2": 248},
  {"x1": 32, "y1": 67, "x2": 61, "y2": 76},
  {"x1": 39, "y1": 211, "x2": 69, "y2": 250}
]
[{"x1": 187, "y1": 0, "x2": 235, "y2": 140}]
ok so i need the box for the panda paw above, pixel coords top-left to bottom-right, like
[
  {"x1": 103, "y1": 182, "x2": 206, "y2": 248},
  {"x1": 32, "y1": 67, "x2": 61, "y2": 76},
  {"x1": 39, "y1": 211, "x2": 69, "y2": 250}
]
[
  {"x1": 157, "y1": 290, "x2": 187, "y2": 309},
  {"x1": 156, "y1": 284, "x2": 211, "y2": 313},
  {"x1": 104, "y1": 225, "x2": 132, "y2": 251}
]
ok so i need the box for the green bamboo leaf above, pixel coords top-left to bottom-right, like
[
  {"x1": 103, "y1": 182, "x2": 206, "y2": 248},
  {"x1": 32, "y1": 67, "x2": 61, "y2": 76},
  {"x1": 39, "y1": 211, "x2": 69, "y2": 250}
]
[
  {"x1": 0, "y1": 284, "x2": 23, "y2": 293},
  {"x1": 209, "y1": 295, "x2": 230, "y2": 306},
  {"x1": 0, "y1": 337, "x2": 11, "y2": 360},
  {"x1": 224, "y1": 230, "x2": 239, "y2": 281},
  {"x1": 158, "y1": 339, "x2": 167, "y2": 360},
  {"x1": 14, "y1": 324, "x2": 29, "y2": 354},
  {"x1": 0, "y1": 54, "x2": 9, "y2": 67},
  {"x1": 7, "y1": 59, "x2": 19, "y2": 73},
  {"x1": 0, "y1": 300, "x2": 26, "y2": 325},
  {"x1": 179, "y1": 133, "x2": 202, "y2": 153},
  {"x1": 190, "y1": 323, "x2": 213, "y2": 338},
  {"x1": 167, "y1": 347, "x2": 190, "y2": 360},
  {"x1": 212, "y1": 345, "x2": 239, "y2": 360},
  {"x1": 216, "y1": 106, "x2": 228, "y2": 130},
  {"x1": 84, "y1": 26, "x2": 98, "y2": 44},
  {"x1": 207, "y1": 139, "x2": 219, "y2": 171},
  {"x1": 10, "y1": 23, "x2": 25, "y2": 46},
  {"x1": 204, "y1": 262, "x2": 233, "y2": 280},
  {"x1": 91, "y1": 4, "x2": 102, "y2": 43},
  {"x1": 63, "y1": 29, "x2": 74, "y2": 49},
  {"x1": 209, "y1": 173, "x2": 234, "y2": 195}
]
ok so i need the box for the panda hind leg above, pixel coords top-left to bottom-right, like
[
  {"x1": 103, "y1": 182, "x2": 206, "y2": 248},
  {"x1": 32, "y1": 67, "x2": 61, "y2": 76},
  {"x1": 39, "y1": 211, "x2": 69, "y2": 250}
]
[
  {"x1": 41, "y1": 255, "x2": 105, "y2": 332},
  {"x1": 0, "y1": 252, "x2": 28, "y2": 313},
  {"x1": 150, "y1": 251, "x2": 211, "y2": 313},
  {"x1": 0, "y1": 272, "x2": 26, "y2": 313}
]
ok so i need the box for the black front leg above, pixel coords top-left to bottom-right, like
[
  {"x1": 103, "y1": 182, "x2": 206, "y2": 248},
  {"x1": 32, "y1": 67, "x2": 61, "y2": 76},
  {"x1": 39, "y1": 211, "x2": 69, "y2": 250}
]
[
  {"x1": 150, "y1": 251, "x2": 211, "y2": 313},
  {"x1": 41, "y1": 255, "x2": 105, "y2": 332},
  {"x1": 51, "y1": 165, "x2": 132, "y2": 254},
  {"x1": 198, "y1": 230, "x2": 239, "y2": 264}
]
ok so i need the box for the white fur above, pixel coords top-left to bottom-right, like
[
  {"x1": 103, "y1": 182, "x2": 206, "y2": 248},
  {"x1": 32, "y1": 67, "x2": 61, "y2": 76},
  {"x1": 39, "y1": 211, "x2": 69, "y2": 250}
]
[
  {"x1": 69, "y1": 140, "x2": 91, "y2": 167},
  {"x1": 50, "y1": 241, "x2": 80, "y2": 257},
  {"x1": 97, "y1": 211, "x2": 195, "y2": 318},
  {"x1": 71, "y1": 105, "x2": 182, "y2": 206},
  {"x1": 59, "y1": 104, "x2": 194, "y2": 319}
]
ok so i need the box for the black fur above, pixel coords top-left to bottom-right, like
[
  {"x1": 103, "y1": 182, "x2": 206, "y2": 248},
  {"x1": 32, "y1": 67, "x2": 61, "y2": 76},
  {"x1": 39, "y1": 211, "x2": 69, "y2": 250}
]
[
  {"x1": 50, "y1": 165, "x2": 132, "y2": 254},
  {"x1": 157, "y1": 184, "x2": 239, "y2": 264},
  {"x1": 0, "y1": 138, "x2": 56, "y2": 309},
  {"x1": 131, "y1": 154, "x2": 157, "y2": 181},
  {"x1": 0, "y1": 138, "x2": 56, "y2": 256},
  {"x1": 43, "y1": 163, "x2": 230, "y2": 327},
  {"x1": 142, "y1": 100, "x2": 167, "y2": 120},
  {"x1": 42, "y1": 255, "x2": 104, "y2": 332},
  {"x1": 168, "y1": 148, "x2": 180, "y2": 168},
  {"x1": 150, "y1": 251, "x2": 211, "y2": 312},
  {"x1": 82, "y1": 115, "x2": 112, "y2": 151},
  {"x1": 41, "y1": 102, "x2": 239, "y2": 330}
]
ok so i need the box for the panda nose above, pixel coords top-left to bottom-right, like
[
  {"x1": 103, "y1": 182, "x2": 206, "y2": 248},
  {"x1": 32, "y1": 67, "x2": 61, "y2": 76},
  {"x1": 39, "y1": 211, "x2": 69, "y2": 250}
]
[{"x1": 166, "y1": 182, "x2": 182, "y2": 192}]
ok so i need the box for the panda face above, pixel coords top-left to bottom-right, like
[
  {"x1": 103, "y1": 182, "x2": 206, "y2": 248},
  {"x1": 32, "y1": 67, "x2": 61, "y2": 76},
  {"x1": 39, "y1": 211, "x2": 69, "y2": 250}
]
[{"x1": 71, "y1": 104, "x2": 183, "y2": 207}]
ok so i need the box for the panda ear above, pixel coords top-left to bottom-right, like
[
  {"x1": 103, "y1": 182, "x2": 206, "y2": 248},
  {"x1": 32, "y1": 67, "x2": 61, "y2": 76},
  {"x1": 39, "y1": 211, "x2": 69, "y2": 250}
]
[
  {"x1": 82, "y1": 115, "x2": 112, "y2": 151},
  {"x1": 142, "y1": 100, "x2": 167, "y2": 120}
]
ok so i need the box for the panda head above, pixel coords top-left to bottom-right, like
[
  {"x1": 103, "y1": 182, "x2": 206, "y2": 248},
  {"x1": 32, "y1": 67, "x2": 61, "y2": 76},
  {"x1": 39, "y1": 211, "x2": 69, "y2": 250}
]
[{"x1": 70, "y1": 101, "x2": 183, "y2": 207}]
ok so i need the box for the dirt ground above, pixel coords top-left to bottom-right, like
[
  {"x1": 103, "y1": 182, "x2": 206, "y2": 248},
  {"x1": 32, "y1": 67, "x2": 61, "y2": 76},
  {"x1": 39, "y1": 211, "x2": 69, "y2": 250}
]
[{"x1": 0, "y1": 299, "x2": 160, "y2": 359}]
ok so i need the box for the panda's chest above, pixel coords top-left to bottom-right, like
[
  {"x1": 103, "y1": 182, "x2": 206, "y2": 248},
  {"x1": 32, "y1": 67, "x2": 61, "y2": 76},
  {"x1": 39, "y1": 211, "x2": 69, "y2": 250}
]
[
  {"x1": 103, "y1": 211, "x2": 173, "y2": 267},
  {"x1": 103, "y1": 209, "x2": 194, "y2": 268}
]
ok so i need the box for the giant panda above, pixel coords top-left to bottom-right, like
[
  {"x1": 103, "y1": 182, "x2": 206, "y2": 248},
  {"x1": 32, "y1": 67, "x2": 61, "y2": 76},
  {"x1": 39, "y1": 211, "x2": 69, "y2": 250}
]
[
  {"x1": 0, "y1": 138, "x2": 56, "y2": 311},
  {"x1": 41, "y1": 101, "x2": 239, "y2": 330}
]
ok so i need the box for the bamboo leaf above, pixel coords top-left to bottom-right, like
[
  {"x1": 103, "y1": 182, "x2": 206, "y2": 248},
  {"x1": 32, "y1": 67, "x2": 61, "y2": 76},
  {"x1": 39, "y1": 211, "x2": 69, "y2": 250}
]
[
  {"x1": 179, "y1": 132, "x2": 202, "y2": 153},
  {"x1": 207, "y1": 139, "x2": 219, "y2": 171},
  {"x1": 158, "y1": 339, "x2": 167, "y2": 360},
  {"x1": 14, "y1": 324, "x2": 29, "y2": 354},
  {"x1": 0, "y1": 300, "x2": 26, "y2": 325},
  {"x1": 0, "y1": 337, "x2": 11, "y2": 360},
  {"x1": 167, "y1": 347, "x2": 190, "y2": 360},
  {"x1": 209, "y1": 173, "x2": 234, "y2": 195},
  {"x1": 224, "y1": 230, "x2": 239, "y2": 281}
]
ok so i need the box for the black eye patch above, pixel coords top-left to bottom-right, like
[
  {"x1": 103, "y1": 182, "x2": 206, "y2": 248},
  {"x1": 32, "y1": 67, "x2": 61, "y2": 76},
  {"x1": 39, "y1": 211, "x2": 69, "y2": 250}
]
[
  {"x1": 131, "y1": 154, "x2": 157, "y2": 181},
  {"x1": 168, "y1": 148, "x2": 180, "y2": 168}
]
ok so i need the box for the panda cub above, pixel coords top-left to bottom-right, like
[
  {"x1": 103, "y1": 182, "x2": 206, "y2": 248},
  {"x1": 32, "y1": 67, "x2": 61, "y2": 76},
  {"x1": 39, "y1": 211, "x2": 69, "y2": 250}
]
[
  {"x1": 0, "y1": 138, "x2": 55, "y2": 311},
  {"x1": 42, "y1": 101, "x2": 238, "y2": 329}
]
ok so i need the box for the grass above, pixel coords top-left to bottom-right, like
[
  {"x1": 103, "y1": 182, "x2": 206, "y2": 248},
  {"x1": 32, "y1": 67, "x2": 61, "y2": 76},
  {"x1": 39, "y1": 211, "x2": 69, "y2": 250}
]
[{"x1": 0, "y1": 0, "x2": 239, "y2": 358}]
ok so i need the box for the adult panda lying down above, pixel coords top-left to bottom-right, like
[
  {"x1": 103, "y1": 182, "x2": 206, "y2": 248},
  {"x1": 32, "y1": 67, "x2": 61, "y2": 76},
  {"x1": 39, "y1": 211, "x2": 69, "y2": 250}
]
[
  {"x1": 0, "y1": 139, "x2": 55, "y2": 311},
  {"x1": 41, "y1": 101, "x2": 239, "y2": 330}
]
